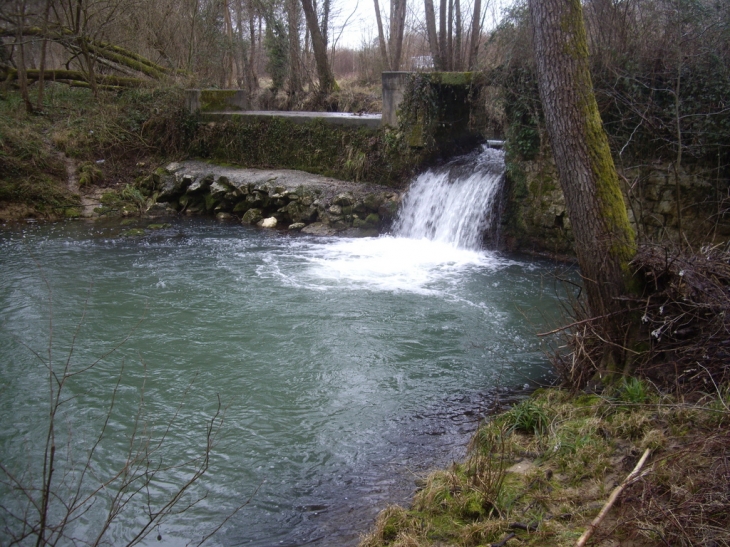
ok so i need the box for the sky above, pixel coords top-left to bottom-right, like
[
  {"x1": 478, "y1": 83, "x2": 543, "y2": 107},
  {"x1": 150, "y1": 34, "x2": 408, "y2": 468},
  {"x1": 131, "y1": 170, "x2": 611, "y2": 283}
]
[{"x1": 330, "y1": 0, "x2": 513, "y2": 49}]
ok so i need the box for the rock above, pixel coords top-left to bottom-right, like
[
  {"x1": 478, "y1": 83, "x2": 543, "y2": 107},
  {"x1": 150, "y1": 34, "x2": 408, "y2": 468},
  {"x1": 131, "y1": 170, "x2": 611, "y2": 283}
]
[
  {"x1": 187, "y1": 174, "x2": 214, "y2": 194},
  {"x1": 301, "y1": 222, "x2": 337, "y2": 236},
  {"x1": 242, "y1": 208, "x2": 263, "y2": 225},
  {"x1": 379, "y1": 199, "x2": 400, "y2": 219},
  {"x1": 147, "y1": 223, "x2": 171, "y2": 230},
  {"x1": 288, "y1": 222, "x2": 306, "y2": 231},
  {"x1": 216, "y1": 212, "x2": 233, "y2": 220},
  {"x1": 149, "y1": 161, "x2": 399, "y2": 236},
  {"x1": 122, "y1": 228, "x2": 146, "y2": 237},
  {"x1": 233, "y1": 201, "x2": 252, "y2": 213},
  {"x1": 209, "y1": 180, "x2": 230, "y2": 199},
  {"x1": 363, "y1": 193, "x2": 385, "y2": 211},
  {"x1": 333, "y1": 192, "x2": 355, "y2": 206},
  {"x1": 158, "y1": 173, "x2": 192, "y2": 201},
  {"x1": 341, "y1": 227, "x2": 379, "y2": 238},
  {"x1": 364, "y1": 213, "x2": 380, "y2": 226},
  {"x1": 258, "y1": 217, "x2": 278, "y2": 228}
]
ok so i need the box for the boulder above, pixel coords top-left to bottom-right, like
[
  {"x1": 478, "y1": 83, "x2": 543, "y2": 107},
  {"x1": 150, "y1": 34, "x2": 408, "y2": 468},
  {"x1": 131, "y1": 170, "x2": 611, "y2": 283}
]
[
  {"x1": 258, "y1": 217, "x2": 278, "y2": 228},
  {"x1": 187, "y1": 174, "x2": 214, "y2": 194},
  {"x1": 333, "y1": 192, "x2": 355, "y2": 206},
  {"x1": 242, "y1": 208, "x2": 263, "y2": 225},
  {"x1": 301, "y1": 222, "x2": 337, "y2": 236}
]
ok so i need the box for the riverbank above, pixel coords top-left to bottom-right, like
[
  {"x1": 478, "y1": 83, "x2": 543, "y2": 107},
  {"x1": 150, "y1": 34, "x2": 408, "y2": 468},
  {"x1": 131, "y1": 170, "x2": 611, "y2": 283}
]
[
  {"x1": 0, "y1": 83, "x2": 434, "y2": 226},
  {"x1": 360, "y1": 382, "x2": 730, "y2": 547}
]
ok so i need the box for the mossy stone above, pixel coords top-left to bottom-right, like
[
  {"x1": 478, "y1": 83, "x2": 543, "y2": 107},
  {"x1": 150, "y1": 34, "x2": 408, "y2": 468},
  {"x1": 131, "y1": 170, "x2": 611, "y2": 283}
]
[{"x1": 122, "y1": 228, "x2": 146, "y2": 237}]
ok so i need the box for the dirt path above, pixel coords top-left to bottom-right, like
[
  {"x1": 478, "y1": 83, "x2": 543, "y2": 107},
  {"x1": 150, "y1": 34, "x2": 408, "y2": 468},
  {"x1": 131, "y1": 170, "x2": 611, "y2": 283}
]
[{"x1": 63, "y1": 156, "x2": 103, "y2": 218}]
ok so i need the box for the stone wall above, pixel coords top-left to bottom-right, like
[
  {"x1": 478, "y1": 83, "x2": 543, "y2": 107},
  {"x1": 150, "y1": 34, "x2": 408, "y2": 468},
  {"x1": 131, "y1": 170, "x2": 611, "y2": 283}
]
[
  {"x1": 150, "y1": 161, "x2": 402, "y2": 236},
  {"x1": 502, "y1": 149, "x2": 730, "y2": 255}
]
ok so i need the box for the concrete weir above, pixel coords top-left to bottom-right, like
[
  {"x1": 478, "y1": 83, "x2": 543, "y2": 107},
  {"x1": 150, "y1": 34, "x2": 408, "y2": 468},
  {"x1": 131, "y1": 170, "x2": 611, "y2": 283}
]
[{"x1": 185, "y1": 89, "x2": 381, "y2": 129}]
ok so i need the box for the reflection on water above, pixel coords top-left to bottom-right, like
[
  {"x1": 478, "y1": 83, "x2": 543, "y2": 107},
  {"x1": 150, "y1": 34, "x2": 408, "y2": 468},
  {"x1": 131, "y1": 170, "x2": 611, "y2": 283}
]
[{"x1": 0, "y1": 219, "x2": 564, "y2": 546}]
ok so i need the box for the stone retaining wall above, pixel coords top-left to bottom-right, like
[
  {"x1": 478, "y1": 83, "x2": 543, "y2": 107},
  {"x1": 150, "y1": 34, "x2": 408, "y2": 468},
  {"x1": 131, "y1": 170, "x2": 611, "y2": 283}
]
[
  {"x1": 151, "y1": 161, "x2": 402, "y2": 236},
  {"x1": 503, "y1": 151, "x2": 730, "y2": 255}
]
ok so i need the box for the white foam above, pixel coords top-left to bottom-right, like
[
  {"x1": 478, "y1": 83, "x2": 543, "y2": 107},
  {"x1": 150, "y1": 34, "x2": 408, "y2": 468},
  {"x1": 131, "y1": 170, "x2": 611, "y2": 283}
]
[
  {"x1": 295, "y1": 236, "x2": 508, "y2": 293},
  {"x1": 255, "y1": 146, "x2": 509, "y2": 294}
]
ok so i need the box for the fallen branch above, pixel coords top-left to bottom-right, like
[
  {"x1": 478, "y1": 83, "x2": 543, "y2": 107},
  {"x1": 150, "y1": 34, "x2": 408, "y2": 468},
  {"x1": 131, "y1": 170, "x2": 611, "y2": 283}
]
[
  {"x1": 1, "y1": 26, "x2": 177, "y2": 79},
  {"x1": 510, "y1": 521, "x2": 538, "y2": 531},
  {"x1": 575, "y1": 448, "x2": 651, "y2": 547},
  {"x1": 537, "y1": 309, "x2": 632, "y2": 337},
  {"x1": 3, "y1": 68, "x2": 146, "y2": 87}
]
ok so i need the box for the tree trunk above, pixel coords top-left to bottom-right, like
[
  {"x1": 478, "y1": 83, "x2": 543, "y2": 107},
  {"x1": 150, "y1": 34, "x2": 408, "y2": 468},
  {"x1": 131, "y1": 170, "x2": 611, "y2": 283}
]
[
  {"x1": 188, "y1": 0, "x2": 200, "y2": 71},
  {"x1": 223, "y1": 0, "x2": 236, "y2": 87},
  {"x1": 36, "y1": 0, "x2": 52, "y2": 110},
  {"x1": 454, "y1": 0, "x2": 462, "y2": 70},
  {"x1": 248, "y1": 4, "x2": 258, "y2": 98},
  {"x1": 389, "y1": 0, "x2": 407, "y2": 70},
  {"x1": 424, "y1": 0, "x2": 443, "y2": 69},
  {"x1": 287, "y1": 0, "x2": 303, "y2": 98},
  {"x1": 447, "y1": 0, "x2": 453, "y2": 70},
  {"x1": 15, "y1": 1, "x2": 33, "y2": 114},
  {"x1": 322, "y1": 0, "x2": 330, "y2": 48},
  {"x1": 467, "y1": 0, "x2": 480, "y2": 69},
  {"x1": 438, "y1": 0, "x2": 447, "y2": 69},
  {"x1": 528, "y1": 0, "x2": 637, "y2": 369},
  {"x1": 373, "y1": 0, "x2": 390, "y2": 69},
  {"x1": 300, "y1": 0, "x2": 334, "y2": 93}
]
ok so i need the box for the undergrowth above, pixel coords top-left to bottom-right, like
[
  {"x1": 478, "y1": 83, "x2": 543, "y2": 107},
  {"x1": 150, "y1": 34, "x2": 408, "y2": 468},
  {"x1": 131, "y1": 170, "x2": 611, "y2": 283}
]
[
  {"x1": 0, "y1": 83, "x2": 192, "y2": 219},
  {"x1": 550, "y1": 243, "x2": 730, "y2": 391}
]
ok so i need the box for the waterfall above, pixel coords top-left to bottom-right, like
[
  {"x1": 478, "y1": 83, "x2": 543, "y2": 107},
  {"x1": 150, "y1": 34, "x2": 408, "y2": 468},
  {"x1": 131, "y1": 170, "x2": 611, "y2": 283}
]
[{"x1": 392, "y1": 145, "x2": 505, "y2": 250}]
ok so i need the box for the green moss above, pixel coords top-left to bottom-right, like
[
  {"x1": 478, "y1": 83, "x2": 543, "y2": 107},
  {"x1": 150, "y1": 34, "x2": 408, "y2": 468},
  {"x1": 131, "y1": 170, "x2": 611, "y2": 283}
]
[
  {"x1": 121, "y1": 228, "x2": 146, "y2": 236},
  {"x1": 199, "y1": 90, "x2": 241, "y2": 112},
  {"x1": 431, "y1": 72, "x2": 473, "y2": 86},
  {"x1": 188, "y1": 117, "x2": 427, "y2": 187},
  {"x1": 78, "y1": 162, "x2": 103, "y2": 187}
]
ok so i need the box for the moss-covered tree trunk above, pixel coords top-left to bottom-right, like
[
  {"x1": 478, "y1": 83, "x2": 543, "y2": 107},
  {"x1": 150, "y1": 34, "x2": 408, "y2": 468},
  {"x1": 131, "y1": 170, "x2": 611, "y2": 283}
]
[
  {"x1": 528, "y1": 0, "x2": 637, "y2": 370},
  {"x1": 300, "y1": 0, "x2": 335, "y2": 93}
]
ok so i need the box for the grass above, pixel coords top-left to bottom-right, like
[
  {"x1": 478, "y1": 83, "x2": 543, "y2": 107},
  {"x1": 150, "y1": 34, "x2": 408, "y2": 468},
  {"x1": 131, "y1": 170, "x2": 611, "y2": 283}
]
[
  {"x1": 0, "y1": 84, "x2": 190, "y2": 220},
  {"x1": 359, "y1": 383, "x2": 730, "y2": 547}
]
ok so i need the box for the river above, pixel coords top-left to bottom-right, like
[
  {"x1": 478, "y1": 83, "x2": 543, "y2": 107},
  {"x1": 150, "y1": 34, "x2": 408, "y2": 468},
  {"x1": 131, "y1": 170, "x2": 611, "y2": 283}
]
[{"x1": 0, "y1": 148, "x2": 569, "y2": 546}]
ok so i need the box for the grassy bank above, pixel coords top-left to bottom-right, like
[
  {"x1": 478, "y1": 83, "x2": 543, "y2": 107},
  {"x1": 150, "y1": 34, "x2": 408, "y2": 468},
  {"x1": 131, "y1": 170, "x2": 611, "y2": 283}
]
[
  {"x1": 360, "y1": 244, "x2": 730, "y2": 547},
  {"x1": 0, "y1": 83, "x2": 436, "y2": 223},
  {"x1": 0, "y1": 84, "x2": 190, "y2": 221},
  {"x1": 361, "y1": 382, "x2": 730, "y2": 547}
]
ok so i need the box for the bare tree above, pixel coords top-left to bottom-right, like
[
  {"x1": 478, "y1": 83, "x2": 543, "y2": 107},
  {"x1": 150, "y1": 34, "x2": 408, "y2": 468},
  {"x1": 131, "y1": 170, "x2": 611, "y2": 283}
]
[
  {"x1": 373, "y1": 0, "x2": 390, "y2": 68},
  {"x1": 424, "y1": 0, "x2": 443, "y2": 69},
  {"x1": 301, "y1": 0, "x2": 335, "y2": 92},
  {"x1": 467, "y1": 0, "x2": 482, "y2": 69},
  {"x1": 0, "y1": 279, "x2": 240, "y2": 546},
  {"x1": 389, "y1": 0, "x2": 407, "y2": 70},
  {"x1": 286, "y1": 0, "x2": 303, "y2": 99}
]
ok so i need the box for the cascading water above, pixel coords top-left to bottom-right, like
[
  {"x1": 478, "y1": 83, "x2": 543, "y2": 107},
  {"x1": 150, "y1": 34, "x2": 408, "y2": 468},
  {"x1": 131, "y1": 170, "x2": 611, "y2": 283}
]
[{"x1": 393, "y1": 145, "x2": 505, "y2": 249}]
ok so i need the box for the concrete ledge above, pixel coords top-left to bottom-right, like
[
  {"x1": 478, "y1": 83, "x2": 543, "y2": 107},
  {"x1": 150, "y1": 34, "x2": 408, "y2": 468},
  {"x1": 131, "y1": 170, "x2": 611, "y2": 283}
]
[
  {"x1": 199, "y1": 110, "x2": 382, "y2": 129},
  {"x1": 186, "y1": 89, "x2": 248, "y2": 112}
]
